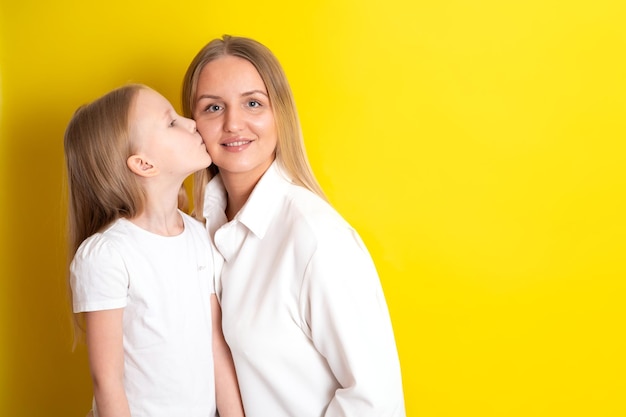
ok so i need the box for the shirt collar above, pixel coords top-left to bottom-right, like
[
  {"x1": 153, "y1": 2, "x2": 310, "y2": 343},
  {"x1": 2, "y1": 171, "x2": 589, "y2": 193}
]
[
  {"x1": 203, "y1": 172, "x2": 229, "y2": 237},
  {"x1": 238, "y1": 161, "x2": 291, "y2": 238},
  {"x1": 204, "y1": 161, "x2": 291, "y2": 239}
]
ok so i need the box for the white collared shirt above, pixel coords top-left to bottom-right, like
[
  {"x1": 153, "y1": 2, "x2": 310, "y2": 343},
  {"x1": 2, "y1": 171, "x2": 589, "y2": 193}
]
[{"x1": 204, "y1": 162, "x2": 405, "y2": 417}]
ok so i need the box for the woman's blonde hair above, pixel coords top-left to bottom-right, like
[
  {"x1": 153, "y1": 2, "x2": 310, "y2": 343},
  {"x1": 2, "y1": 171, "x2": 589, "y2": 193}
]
[
  {"x1": 182, "y1": 35, "x2": 327, "y2": 219},
  {"x1": 64, "y1": 83, "x2": 146, "y2": 345}
]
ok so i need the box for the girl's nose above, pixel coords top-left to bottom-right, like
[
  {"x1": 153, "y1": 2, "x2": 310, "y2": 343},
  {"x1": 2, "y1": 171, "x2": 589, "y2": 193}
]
[{"x1": 184, "y1": 117, "x2": 198, "y2": 133}]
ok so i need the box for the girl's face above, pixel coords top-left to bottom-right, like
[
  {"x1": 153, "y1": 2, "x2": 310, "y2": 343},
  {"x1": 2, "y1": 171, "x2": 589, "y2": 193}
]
[
  {"x1": 131, "y1": 88, "x2": 211, "y2": 178},
  {"x1": 193, "y1": 55, "x2": 277, "y2": 181}
]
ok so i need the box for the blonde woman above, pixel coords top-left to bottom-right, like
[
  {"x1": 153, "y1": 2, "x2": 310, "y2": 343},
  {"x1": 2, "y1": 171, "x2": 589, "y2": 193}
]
[{"x1": 183, "y1": 35, "x2": 406, "y2": 417}]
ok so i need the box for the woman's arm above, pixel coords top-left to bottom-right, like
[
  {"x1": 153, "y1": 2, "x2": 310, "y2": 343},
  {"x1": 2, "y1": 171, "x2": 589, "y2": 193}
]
[
  {"x1": 211, "y1": 294, "x2": 246, "y2": 416},
  {"x1": 84, "y1": 308, "x2": 131, "y2": 417},
  {"x1": 304, "y1": 229, "x2": 406, "y2": 416}
]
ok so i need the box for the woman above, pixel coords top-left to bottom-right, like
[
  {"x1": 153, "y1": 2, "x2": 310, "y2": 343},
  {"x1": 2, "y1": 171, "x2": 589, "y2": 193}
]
[{"x1": 183, "y1": 35, "x2": 405, "y2": 417}]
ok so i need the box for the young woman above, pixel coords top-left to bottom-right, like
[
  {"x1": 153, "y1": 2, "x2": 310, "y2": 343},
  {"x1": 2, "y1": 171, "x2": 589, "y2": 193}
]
[
  {"x1": 65, "y1": 84, "x2": 244, "y2": 417},
  {"x1": 183, "y1": 35, "x2": 406, "y2": 417}
]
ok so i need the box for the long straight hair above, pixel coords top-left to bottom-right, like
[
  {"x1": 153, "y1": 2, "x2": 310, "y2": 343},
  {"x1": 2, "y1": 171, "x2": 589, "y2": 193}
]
[
  {"x1": 64, "y1": 84, "x2": 146, "y2": 345},
  {"x1": 182, "y1": 35, "x2": 327, "y2": 220}
]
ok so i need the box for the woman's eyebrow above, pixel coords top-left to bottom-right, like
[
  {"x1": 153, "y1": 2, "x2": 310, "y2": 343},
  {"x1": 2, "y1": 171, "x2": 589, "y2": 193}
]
[
  {"x1": 196, "y1": 94, "x2": 221, "y2": 101},
  {"x1": 196, "y1": 90, "x2": 268, "y2": 102},
  {"x1": 242, "y1": 90, "x2": 268, "y2": 97}
]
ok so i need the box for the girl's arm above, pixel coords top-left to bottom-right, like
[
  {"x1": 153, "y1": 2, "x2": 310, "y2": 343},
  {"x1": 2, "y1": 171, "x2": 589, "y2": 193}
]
[
  {"x1": 84, "y1": 308, "x2": 131, "y2": 417},
  {"x1": 211, "y1": 294, "x2": 246, "y2": 416}
]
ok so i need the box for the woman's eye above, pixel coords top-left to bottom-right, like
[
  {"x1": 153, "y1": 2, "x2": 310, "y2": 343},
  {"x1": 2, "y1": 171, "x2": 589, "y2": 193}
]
[
  {"x1": 169, "y1": 119, "x2": 176, "y2": 127},
  {"x1": 248, "y1": 100, "x2": 261, "y2": 108},
  {"x1": 205, "y1": 104, "x2": 222, "y2": 113}
]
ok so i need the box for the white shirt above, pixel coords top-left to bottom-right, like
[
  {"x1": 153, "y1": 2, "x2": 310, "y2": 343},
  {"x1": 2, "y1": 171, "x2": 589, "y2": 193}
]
[
  {"x1": 71, "y1": 212, "x2": 217, "y2": 417},
  {"x1": 204, "y1": 162, "x2": 405, "y2": 417}
]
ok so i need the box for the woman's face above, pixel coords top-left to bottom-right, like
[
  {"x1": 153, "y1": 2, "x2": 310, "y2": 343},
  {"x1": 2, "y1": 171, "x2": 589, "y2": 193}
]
[{"x1": 193, "y1": 55, "x2": 277, "y2": 181}]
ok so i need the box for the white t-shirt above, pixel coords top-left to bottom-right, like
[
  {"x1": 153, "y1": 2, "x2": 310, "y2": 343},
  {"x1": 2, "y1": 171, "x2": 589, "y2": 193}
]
[
  {"x1": 71, "y1": 211, "x2": 217, "y2": 417},
  {"x1": 204, "y1": 162, "x2": 406, "y2": 417}
]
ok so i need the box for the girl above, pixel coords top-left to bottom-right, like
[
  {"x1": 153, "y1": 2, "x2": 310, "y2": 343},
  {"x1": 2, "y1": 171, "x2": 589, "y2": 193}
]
[
  {"x1": 65, "y1": 84, "x2": 244, "y2": 417},
  {"x1": 182, "y1": 35, "x2": 406, "y2": 417}
]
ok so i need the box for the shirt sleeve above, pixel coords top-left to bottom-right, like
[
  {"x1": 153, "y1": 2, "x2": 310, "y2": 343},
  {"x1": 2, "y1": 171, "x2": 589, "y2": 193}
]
[
  {"x1": 301, "y1": 226, "x2": 406, "y2": 417},
  {"x1": 70, "y1": 235, "x2": 129, "y2": 313}
]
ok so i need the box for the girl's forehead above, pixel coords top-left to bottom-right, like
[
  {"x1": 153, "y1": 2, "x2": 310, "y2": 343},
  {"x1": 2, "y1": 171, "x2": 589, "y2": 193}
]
[{"x1": 133, "y1": 89, "x2": 172, "y2": 118}]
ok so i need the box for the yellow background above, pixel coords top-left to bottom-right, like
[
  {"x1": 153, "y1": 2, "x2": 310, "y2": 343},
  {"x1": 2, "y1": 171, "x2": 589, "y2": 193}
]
[{"x1": 1, "y1": 1, "x2": 625, "y2": 416}]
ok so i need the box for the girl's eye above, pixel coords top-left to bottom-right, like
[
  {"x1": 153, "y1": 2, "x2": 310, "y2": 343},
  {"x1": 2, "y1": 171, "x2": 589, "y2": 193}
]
[{"x1": 169, "y1": 119, "x2": 176, "y2": 127}]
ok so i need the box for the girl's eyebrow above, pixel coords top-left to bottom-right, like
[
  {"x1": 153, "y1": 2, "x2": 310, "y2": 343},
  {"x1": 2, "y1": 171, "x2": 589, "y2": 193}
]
[{"x1": 160, "y1": 108, "x2": 173, "y2": 121}]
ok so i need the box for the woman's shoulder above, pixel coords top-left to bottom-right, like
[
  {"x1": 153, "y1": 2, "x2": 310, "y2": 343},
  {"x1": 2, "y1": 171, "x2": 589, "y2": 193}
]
[
  {"x1": 280, "y1": 185, "x2": 374, "y2": 268},
  {"x1": 283, "y1": 184, "x2": 354, "y2": 238}
]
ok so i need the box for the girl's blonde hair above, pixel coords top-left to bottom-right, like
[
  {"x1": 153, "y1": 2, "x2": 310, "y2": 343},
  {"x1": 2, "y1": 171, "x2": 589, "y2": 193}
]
[
  {"x1": 64, "y1": 83, "x2": 146, "y2": 345},
  {"x1": 182, "y1": 35, "x2": 327, "y2": 220}
]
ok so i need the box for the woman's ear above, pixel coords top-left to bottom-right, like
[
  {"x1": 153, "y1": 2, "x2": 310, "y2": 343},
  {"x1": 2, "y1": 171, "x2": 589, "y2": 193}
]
[{"x1": 127, "y1": 154, "x2": 159, "y2": 177}]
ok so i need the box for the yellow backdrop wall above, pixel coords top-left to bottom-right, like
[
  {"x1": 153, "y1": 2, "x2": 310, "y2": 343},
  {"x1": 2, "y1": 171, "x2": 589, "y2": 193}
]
[{"x1": 1, "y1": 1, "x2": 625, "y2": 416}]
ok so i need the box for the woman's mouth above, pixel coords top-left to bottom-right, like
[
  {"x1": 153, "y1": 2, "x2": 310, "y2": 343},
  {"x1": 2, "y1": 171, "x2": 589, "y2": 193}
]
[{"x1": 223, "y1": 140, "x2": 252, "y2": 147}]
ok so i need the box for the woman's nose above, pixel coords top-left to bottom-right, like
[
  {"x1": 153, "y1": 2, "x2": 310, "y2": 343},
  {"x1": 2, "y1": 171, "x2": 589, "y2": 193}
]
[{"x1": 224, "y1": 108, "x2": 243, "y2": 132}]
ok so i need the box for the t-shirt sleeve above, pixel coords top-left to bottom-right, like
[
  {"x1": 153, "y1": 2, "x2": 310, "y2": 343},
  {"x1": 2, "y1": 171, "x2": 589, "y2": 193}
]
[{"x1": 70, "y1": 235, "x2": 129, "y2": 313}]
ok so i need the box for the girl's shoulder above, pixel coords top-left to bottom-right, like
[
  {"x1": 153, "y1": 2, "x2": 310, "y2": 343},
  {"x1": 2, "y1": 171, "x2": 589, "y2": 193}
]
[
  {"x1": 179, "y1": 210, "x2": 210, "y2": 241},
  {"x1": 72, "y1": 218, "x2": 131, "y2": 263},
  {"x1": 179, "y1": 210, "x2": 204, "y2": 227}
]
